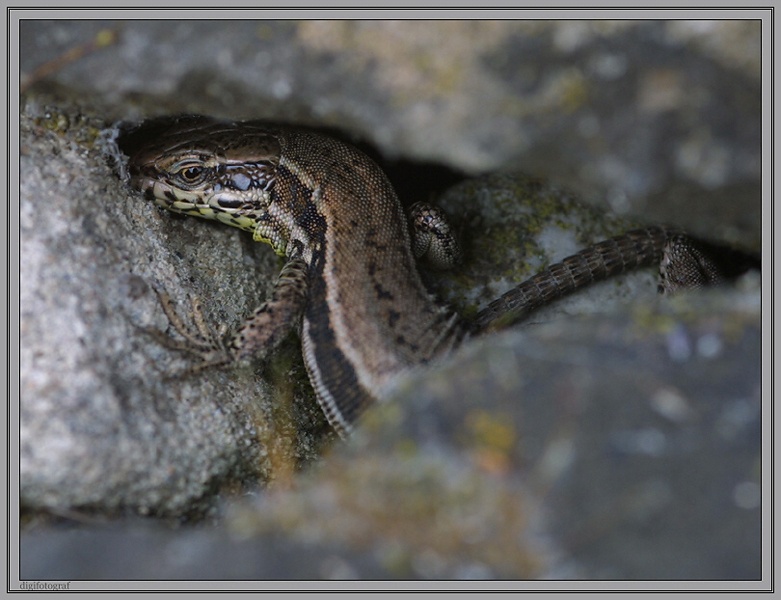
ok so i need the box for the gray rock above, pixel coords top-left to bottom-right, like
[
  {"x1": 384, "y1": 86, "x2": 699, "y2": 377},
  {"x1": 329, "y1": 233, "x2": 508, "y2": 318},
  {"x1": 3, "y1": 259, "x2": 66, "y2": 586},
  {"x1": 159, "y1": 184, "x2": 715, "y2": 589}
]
[
  {"x1": 19, "y1": 283, "x2": 761, "y2": 580},
  {"x1": 215, "y1": 280, "x2": 760, "y2": 581},
  {"x1": 372, "y1": 282, "x2": 761, "y2": 579},
  {"x1": 21, "y1": 20, "x2": 760, "y2": 243},
  {"x1": 20, "y1": 522, "x2": 396, "y2": 580},
  {"x1": 19, "y1": 109, "x2": 332, "y2": 516}
]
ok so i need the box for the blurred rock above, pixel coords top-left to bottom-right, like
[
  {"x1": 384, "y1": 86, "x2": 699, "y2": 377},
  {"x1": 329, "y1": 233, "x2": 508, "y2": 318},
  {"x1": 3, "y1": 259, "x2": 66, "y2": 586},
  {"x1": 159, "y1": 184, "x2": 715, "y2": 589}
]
[
  {"x1": 20, "y1": 521, "x2": 395, "y2": 580},
  {"x1": 21, "y1": 20, "x2": 760, "y2": 244},
  {"x1": 371, "y1": 282, "x2": 761, "y2": 579},
  {"x1": 19, "y1": 282, "x2": 761, "y2": 580}
]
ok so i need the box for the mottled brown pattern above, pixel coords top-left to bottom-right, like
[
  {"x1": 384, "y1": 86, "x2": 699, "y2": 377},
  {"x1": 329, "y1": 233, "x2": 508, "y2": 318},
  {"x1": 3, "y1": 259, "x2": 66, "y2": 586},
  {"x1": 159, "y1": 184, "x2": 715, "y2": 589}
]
[{"x1": 123, "y1": 116, "x2": 760, "y2": 437}]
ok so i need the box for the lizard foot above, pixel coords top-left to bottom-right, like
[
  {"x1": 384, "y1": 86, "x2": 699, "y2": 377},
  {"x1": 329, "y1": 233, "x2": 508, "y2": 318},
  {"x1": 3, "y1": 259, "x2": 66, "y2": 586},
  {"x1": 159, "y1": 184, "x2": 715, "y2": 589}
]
[{"x1": 139, "y1": 287, "x2": 234, "y2": 376}]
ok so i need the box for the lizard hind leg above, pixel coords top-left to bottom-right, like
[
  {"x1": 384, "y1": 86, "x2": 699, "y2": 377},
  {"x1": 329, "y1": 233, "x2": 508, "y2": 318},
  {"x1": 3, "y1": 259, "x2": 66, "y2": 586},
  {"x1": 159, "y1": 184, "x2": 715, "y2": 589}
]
[
  {"x1": 408, "y1": 202, "x2": 463, "y2": 270},
  {"x1": 658, "y1": 234, "x2": 761, "y2": 294}
]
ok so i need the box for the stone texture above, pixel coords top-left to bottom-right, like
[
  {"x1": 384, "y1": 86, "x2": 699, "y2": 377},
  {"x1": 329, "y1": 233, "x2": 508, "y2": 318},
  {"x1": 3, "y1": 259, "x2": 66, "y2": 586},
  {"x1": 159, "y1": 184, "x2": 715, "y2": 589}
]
[
  {"x1": 20, "y1": 20, "x2": 761, "y2": 245},
  {"x1": 19, "y1": 109, "x2": 333, "y2": 517},
  {"x1": 20, "y1": 283, "x2": 761, "y2": 580}
]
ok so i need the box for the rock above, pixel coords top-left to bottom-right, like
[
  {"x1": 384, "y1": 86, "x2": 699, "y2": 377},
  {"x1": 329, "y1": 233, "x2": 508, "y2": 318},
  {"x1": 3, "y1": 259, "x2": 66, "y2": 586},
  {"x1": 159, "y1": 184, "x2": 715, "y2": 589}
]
[
  {"x1": 19, "y1": 109, "x2": 333, "y2": 517},
  {"x1": 370, "y1": 281, "x2": 761, "y2": 579},
  {"x1": 20, "y1": 521, "x2": 396, "y2": 580},
  {"x1": 21, "y1": 20, "x2": 760, "y2": 244},
  {"x1": 217, "y1": 280, "x2": 760, "y2": 580},
  {"x1": 19, "y1": 282, "x2": 761, "y2": 580}
]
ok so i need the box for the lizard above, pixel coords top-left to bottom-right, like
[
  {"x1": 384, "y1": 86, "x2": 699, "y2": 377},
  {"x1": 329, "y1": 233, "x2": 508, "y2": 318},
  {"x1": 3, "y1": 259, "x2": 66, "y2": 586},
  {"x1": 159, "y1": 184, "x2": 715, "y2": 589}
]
[{"x1": 119, "y1": 115, "x2": 760, "y2": 438}]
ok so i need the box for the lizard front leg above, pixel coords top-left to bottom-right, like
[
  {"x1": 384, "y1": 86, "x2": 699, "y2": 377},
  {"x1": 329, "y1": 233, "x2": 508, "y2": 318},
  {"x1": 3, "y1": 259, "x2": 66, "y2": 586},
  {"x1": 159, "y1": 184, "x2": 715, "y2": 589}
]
[
  {"x1": 229, "y1": 256, "x2": 309, "y2": 362},
  {"x1": 147, "y1": 256, "x2": 310, "y2": 373}
]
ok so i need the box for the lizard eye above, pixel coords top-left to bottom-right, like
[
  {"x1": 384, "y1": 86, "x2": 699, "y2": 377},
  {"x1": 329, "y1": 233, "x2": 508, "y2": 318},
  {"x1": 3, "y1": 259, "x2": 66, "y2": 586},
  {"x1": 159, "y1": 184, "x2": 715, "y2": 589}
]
[{"x1": 171, "y1": 160, "x2": 209, "y2": 186}]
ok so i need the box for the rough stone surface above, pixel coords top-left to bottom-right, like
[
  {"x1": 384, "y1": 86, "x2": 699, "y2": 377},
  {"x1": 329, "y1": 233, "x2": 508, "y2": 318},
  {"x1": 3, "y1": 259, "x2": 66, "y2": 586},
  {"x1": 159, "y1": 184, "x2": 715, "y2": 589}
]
[
  {"x1": 20, "y1": 285, "x2": 762, "y2": 580},
  {"x1": 17, "y1": 17, "x2": 764, "y2": 583},
  {"x1": 370, "y1": 286, "x2": 762, "y2": 580},
  {"x1": 20, "y1": 20, "x2": 761, "y2": 245},
  {"x1": 19, "y1": 110, "x2": 333, "y2": 517}
]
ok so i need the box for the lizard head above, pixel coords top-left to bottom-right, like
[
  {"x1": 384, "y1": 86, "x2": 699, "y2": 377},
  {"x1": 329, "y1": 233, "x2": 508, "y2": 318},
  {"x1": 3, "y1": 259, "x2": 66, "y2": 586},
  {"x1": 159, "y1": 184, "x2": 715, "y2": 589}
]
[{"x1": 120, "y1": 115, "x2": 281, "y2": 235}]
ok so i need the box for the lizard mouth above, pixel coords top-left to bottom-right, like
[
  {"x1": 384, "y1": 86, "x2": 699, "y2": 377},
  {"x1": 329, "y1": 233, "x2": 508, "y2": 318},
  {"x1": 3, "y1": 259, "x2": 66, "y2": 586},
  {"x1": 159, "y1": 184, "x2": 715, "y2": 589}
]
[
  {"x1": 134, "y1": 175, "x2": 200, "y2": 210},
  {"x1": 136, "y1": 177, "x2": 263, "y2": 234}
]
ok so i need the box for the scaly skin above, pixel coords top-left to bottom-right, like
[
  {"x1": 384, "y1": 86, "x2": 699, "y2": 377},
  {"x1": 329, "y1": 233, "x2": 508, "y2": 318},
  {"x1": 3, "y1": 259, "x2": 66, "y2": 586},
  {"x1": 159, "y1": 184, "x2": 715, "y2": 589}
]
[{"x1": 121, "y1": 115, "x2": 760, "y2": 436}]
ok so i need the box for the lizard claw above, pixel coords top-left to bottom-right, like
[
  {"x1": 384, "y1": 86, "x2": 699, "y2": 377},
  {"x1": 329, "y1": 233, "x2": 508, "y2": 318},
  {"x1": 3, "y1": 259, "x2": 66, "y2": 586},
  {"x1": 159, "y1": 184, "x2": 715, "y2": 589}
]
[{"x1": 139, "y1": 286, "x2": 235, "y2": 375}]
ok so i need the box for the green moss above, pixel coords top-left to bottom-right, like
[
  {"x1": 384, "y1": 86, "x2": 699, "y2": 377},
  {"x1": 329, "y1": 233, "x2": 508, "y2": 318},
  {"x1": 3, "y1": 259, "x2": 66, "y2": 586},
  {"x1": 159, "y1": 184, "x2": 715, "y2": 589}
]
[
  {"x1": 433, "y1": 172, "x2": 644, "y2": 316},
  {"x1": 558, "y1": 72, "x2": 590, "y2": 114},
  {"x1": 33, "y1": 108, "x2": 104, "y2": 148}
]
